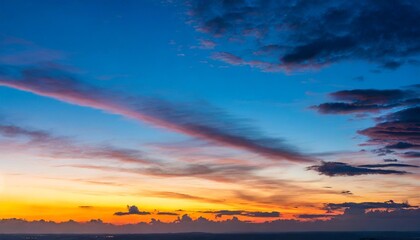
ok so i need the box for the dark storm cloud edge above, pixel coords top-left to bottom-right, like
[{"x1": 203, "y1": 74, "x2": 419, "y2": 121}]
[
  {"x1": 1, "y1": 200, "x2": 419, "y2": 233},
  {"x1": 0, "y1": 65, "x2": 311, "y2": 162},
  {"x1": 188, "y1": 0, "x2": 420, "y2": 70}
]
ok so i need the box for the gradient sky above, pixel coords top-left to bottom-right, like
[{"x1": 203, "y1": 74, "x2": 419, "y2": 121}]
[{"x1": 0, "y1": 0, "x2": 419, "y2": 232}]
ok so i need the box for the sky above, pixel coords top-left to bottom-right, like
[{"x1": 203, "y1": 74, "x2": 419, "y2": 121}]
[{"x1": 0, "y1": 0, "x2": 419, "y2": 233}]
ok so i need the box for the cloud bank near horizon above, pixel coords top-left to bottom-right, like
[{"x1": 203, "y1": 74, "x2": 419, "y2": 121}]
[
  {"x1": 0, "y1": 200, "x2": 418, "y2": 233},
  {"x1": 311, "y1": 85, "x2": 419, "y2": 162}
]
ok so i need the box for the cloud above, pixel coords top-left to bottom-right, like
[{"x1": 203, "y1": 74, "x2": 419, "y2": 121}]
[
  {"x1": 157, "y1": 212, "x2": 179, "y2": 216},
  {"x1": 311, "y1": 86, "x2": 419, "y2": 158},
  {"x1": 0, "y1": 122, "x2": 155, "y2": 165},
  {"x1": 297, "y1": 214, "x2": 336, "y2": 219},
  {"x1": 384, "y1": 158, "x2": 398, "y2": 162},
  {"x1": 188, "y1": 0, "x2": 420, "y2": 70},
  {"x1": 1, "y1": 204, "x2": 419, "y2": 233},
  {"x1": 324, "y1": 200, "x2": 415, "y2": 212},
  {"x1": 308, "y1": 161, "x2": 408, "y2": 177},
  {"x1": 0, "y1": 65, "x2": 311, "y2": 162},
  {"x1": 146, "y1": 191, "x2": 225, "y2": 205},
  {"x1": 340, "y1": 190, "x2": 353, "y2": 195},
  {"x1": 357, "y1": 163, "x2": 418, "y2": 168},
  {"x1": 402, "y1": 151, "x2": 420, "y2": 158},
  {"x1": 114, "y1": 205, "x2": 150, "y2": 216},
  {"x1": 358, "y1": 107, "x2": 420, "y2": 153},
  {"x1": 203, "y1": 210, "x2": 280, "y2": 218},
  {"x1": 311, "y1": 88, "x2": 419, "y2": 114},
  {"x1": 78, "y1": 206, "x2": 94, "y2": 209}
]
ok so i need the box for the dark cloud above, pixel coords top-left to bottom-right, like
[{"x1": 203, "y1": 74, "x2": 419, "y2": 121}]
[
  {"x1": 308, "y1": 161, "x2": 408, "y2": 177},
  {"x1": 78, "y1": 206, "x2": 94, "y2": 209},
  {"x1": 188, "y1": 0, "x2": 420, "y2": 70},
  {"x1": 402, "y1": 151, "x2": 420, "y2": 158},
  {"x1": 297, "y1": 214, "x2": 336, "y2": 219},
  {"x1": 340, "y1": 190, "x2": 353, "y2": 195},
  {"x1": 357, "y1": 163, "x2": 418, "y2": 168},
  {"x1": 114, "y1": 205, "x2": 150, "y2": 216},
  {"x1": 324, "y1": 200, "x2": 415, "y2": 212},
  {"x1": 203, "y1": 210, "x2": 280, "y2": 218},
  {"x1": 358, "y1": 107, "x2": 420, "y2": 152},
  {"x1": 311, "y1": 88, "x2": 419, "y2": 114},
  {"x1": 1, "y1": 205, "x2": 419, "y2": 233},
  {"x1": 157, "y1": 212, "x2": 179, "y2": 216},
  {"x1": 0, "y1": 65, "x2": 311, "y2": 162},
  {"x1": 384, "y1": 158, "x2": 398, "y2": 162},
  {"x1": 386, "y1": 142, "x2": 420, "y2": 150},
  {"x1": 311, "y1": 86, "x2": 419, "y2": 158}
]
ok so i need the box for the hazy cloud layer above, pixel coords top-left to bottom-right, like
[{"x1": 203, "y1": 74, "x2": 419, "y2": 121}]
[{"x1": 188, "y1": 0, "x2": 420, "y2": 70}]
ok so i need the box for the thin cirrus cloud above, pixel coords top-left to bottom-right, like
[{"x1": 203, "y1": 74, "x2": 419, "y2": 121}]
[
  {"x1": 0, "y1": 65, "x2": 312, "y2": 162},
  {"x1": 187, "y1": 0, "x2": 420, "y2": 70}
]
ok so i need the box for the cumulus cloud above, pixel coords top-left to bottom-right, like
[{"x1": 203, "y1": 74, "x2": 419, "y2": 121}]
[
  {"x1": 308, "y1": 161, "x2": 408, "y2": 177},
  {"x1": 0, "y1": 65, "x2": 311, "y2": 162},
  {"x1": 188, "y1": 0, "x2": 420, "y2": 70},
  {"x1": 114, "y1": 205, "x2": 150, "y2": 216}
]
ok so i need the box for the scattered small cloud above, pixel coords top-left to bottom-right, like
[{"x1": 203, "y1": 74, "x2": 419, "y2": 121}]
[{"x1": 114, "y1": 205, "x2": 150, "y2": 216}]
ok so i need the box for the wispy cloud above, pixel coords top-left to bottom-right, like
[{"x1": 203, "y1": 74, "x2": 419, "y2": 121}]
[
  {"x1": 0, "y1": 121, "x2": 155, "y2": 165},
  {"x1": 0, "y1": 65, "x2": 311, "y2": 162}
]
